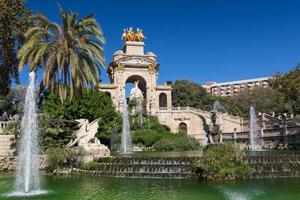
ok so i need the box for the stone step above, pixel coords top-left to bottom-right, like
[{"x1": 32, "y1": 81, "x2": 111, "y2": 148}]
[
  {"x1": 0, "y1": 149, "x2": 15, "y2": 156},
  {"x1": 0, "y1": 145, "x2": 12, "y2": 150},
  {"x1": 0, "y1": 140, "x2": 13, "y2": 145},
  {"x1": 0, "y1": 135, "x2": 14, "y2": 142}
]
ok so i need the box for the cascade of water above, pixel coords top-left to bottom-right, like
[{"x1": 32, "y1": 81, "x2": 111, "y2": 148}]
[
  {"x1": 135, "y1": 99, "x2": 143, "y2": 128},
  {"x1": 121, "y1": 100, "x2": 132, "y2": 154},
  {"x1": 8, "y1": 72, "x2": 47, "y2": 196},
  {"x1": 249, "y1": 106, "x2": 262, "y2": 150}
]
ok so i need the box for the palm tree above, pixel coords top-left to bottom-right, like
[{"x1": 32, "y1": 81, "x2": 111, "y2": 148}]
[{"x1": 18, "y1": 6, "x2": 105, "y2": 102}]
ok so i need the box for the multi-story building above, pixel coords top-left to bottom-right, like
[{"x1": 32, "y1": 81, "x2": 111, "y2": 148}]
[{"x1": 203, "y1": 77, "x2": 271, "y2": 97}]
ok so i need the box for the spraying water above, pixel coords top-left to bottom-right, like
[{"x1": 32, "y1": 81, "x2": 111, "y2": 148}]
[
  {"x1": 135, "y1": 99, "x2": 143, "y2": 128},
  {"x1": 121, "y1": 100, "x2": 132, "y2": 154},
  {"x1": 213, "y1": 101, "x2": 223, "y2": 112},
  {"x1": 249, "y1": 106, "x2": 261, "y2": 150},
  {"x1": 6, "y1": 72, "x2": 47, "y2": 197}
]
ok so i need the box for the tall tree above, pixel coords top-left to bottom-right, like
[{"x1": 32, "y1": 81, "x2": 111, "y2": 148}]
[
  {"x1": 171, "y1": 80, "x2": 211, "y2": 110},
  {"x1": 271, "y1": 64, "x2": 300, "y2": 114},
  {"x1": 0, "y1": 0, "x2": 31, "y2": 95},
  {"x1": 228, "y1": 87, "x2": 291, "y2": 117},
  {"x1": 18, "y1": 6, "x2": 105, "y2": 102}
]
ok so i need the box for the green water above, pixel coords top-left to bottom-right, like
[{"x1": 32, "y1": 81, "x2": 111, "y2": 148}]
[{"x1": 1, "y1": 173, "x2": 300, "y2": 200}]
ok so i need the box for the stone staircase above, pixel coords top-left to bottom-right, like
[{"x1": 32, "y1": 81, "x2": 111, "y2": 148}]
[
  {"x1": 246, "y1": 154, "x2": 300, "y2": 178},
  {"x1": 75, "y1": 157, "x2": 196, "y2": 178},
  {"x1": 0, "y1": 134, "x2": 15, "y2": 156}
]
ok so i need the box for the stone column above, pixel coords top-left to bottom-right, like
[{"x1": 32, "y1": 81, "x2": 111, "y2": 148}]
[
  {"x1": 148, "y1": 63, "x2": 157, "y2": 115},
  {"x1": 116, "y1": 64, "x2": 125, "y2": 112}
]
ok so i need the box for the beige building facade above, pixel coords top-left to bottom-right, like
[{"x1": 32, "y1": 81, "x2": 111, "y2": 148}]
[{"x1": 99, "y1": 38, "x2": 243, "y2": 145}]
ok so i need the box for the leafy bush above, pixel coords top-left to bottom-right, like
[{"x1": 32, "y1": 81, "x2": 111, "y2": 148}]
[
  {"x1": 195, "y1": 143, "x2": 251, "y2": 180},
  {"x1": 82, "y1": 161, "x2": 98, "y2": 170},
  {"x1": 41, "y1": 90, "x2": 121, "y2": 147},
  {"x1": 147, "y1": 116, "x2": 170, "y2": 132},
  {"x1": 46, "y1": 147, "x2": 85, "y2": 171},
  {"x1": 39, "y1": 113, "x2": 75, "y2": 152},
  {"x1": 131, "y1": 116, "x2": 201, "y2": 151},
  {"x1": 153, "y1": 134, "x2": 201, "y2": 151}
]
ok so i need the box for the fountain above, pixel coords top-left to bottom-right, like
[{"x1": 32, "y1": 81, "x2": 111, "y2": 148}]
[
  {"x1": 6, "y1": 72, "x2": 47, "y2": 197},
  {"x1": 135, "y1": 99, "x2": 143, "y2": 128},
  {"x1": 121, "y1": 100, "x2": 132, "y2": 154},
  {"x1": 213, "y1": 100, "x2": 223, "y2": 112},
  {"x1": 249, "y1": 106, "x2": 262, "y2": 150}
]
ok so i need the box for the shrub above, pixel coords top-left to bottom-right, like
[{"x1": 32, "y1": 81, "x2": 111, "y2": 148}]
[
  {"x1": 195, "y1": 143, "x2": 251, "y2": 180},
  {"x1": 82, "y1": 161, "x2": 98, "y2": 170},
  {"x1": 132, "y1": 129, "x2": 167, "y2": 147},
  {"x1": 147, "y1": 116, "x2": 170, "y2": 132},
  {"x1": 153, "y1": 134, "x2": 201, "y2": 151},
  {"x1": 131, "y1": 116, "x2": 201, "y2": 151},
  {"x1": 46, "y1": 147, "x2": 85, "y2": 171},
  {"x1": 41, "y1": 90, "x2": 121, "y2": 147}
]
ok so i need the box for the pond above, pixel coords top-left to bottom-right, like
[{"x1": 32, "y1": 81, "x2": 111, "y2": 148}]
[{"x1": 0, "y1": 173, "x2": 300, "y2": 200}]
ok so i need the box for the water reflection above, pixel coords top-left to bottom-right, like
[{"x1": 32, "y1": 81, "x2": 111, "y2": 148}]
[{"x1": 1, "y1": 175, "x2": 300, "y2": 200}]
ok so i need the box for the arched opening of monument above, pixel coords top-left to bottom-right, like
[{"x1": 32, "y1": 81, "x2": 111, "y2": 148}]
[
  {"x1": 178, "y1": 122, "x2": 188, "y2": 134},
  {"x1": 104, "y1": 91, "x2": 111, "y2": 97},
  {"x1": 159, "y1": 93, "x2": 167, "y2": 108},
  {"x1": 125, "y1": 75, "x2": 147, "y2": 100}
]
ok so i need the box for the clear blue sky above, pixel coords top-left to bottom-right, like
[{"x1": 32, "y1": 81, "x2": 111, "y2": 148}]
[{"x1": 20, "y1": 0, "x2": 300, "y2": 85}]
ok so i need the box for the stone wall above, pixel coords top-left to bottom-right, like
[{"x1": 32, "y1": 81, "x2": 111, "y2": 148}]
[
  {"x1": 0, "y1": 155, "x2": 48, "y2": 171},
  {"x1": 157, "y1": 107, "x2": 243, "y2": 145},
  {"x1": 0, "y1": 155, "x2": 16, "y2": 170}
]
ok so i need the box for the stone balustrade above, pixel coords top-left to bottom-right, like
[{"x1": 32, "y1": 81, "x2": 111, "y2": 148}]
[{"x1": 0, "y1": 121, "x2": 9, "y2": 133}]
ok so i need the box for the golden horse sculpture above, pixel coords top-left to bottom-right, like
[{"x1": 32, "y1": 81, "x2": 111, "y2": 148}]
[{"x1": 122, "y1": 27, "x2": 146, "y2": 42}]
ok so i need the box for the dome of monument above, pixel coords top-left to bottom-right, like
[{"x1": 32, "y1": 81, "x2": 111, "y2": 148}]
[
  {"x1": 147, "y1": 52, "x2": 157, "y2": 60},
  {"x1": 113, "y1": 50, "x2": 124, "y2": 55}
]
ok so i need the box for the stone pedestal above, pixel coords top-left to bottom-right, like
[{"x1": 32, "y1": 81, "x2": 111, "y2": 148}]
[
  {"x1": 82, "y1": 143, "x2": 111, "y2": 163},
  {"x1": 123, "y1": 41, "x2": 144, "y2": 55}
]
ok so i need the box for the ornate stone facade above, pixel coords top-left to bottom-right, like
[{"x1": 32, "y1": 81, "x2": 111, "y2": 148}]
[{"x1": 99, "y1": 38, "x2": 243, "y2": 145}]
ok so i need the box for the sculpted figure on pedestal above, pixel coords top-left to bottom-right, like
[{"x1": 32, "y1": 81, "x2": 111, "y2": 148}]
[
  {"x1": 66, "y1": 119, "x2": 110, "y2": 161},
  {"x1": 130, "y1": 81, "x2": 144, "y2": 100}
]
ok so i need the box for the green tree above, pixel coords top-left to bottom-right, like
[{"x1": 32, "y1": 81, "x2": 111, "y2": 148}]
[
  {"x1": 271, "y1": 64, "x2": 300, "y2": 114},
  {"x1": 0, "y1": 0, "x2": 31, "y2": 95},
  {"x1": 172, "y1": 80, "x2": 211, "y2": 110},
  {"x1": 227, "y1": 87, "x2": 291, "y2": 117},
  {"x1": 41, "y1": 90, "x2": 121, "y2": 146},
  {"x1": 0, "y1": 86, "x2": 26, "y2": 115},
  {"x1": 18, "y1": 6, "x2": 105, "y2": 102}
]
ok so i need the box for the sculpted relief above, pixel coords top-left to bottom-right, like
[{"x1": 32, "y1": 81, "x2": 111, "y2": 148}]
[{"x1": 119, "y1": 57, "x2": 151, "y2": 65}]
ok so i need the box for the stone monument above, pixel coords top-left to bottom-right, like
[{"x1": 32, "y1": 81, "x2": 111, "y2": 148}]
[
  {"x1": 99, "y1": 28, "x2": 243, "y2": 145},
  {"x1": 66, "y1": 119, "x2": 110, "y2": 162}
]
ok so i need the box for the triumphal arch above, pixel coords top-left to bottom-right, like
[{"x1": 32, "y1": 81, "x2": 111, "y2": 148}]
[{"x1": 99, "y1": 28, "x2": 243, "y2": 144}]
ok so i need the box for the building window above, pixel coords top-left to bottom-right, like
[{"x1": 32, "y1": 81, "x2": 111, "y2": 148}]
[
  {"x1": 178, "y1": 122, "x2": 187, "y2": 134},
  {"x1": 159, "y1": 93, "x2": 167, "y2": 108}
]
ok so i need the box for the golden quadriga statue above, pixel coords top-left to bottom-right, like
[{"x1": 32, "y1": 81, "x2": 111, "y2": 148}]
[{"x1": 122, "y1": 27, "x2": 146, "y2": 42}]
